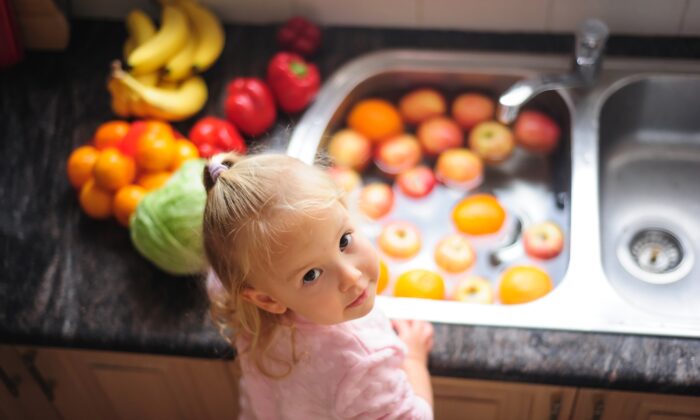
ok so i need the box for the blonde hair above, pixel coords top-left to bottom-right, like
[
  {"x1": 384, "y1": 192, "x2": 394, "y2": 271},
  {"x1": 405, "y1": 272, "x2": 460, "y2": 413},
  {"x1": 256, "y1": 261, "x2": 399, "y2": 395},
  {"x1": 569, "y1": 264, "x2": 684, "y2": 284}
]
[{"x1": 202, "y1": 152, "x2": 342, "y2": 378}]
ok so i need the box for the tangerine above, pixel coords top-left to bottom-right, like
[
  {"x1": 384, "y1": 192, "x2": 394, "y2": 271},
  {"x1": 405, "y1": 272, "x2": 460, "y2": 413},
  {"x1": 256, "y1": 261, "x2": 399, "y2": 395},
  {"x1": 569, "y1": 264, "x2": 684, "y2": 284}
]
[
  {"x1": 346, "y1": 98, "x2": 403, "y2": 143},
  {"x1": 169, "y1": 139, "x2": 199, "y2": 171},
  {"x1": 93, "y1": 121, "x2": 130, "y2": 150},
  {"x1": 452, "y1": 194, "x2": 506, "y2": 235},
  {"x1": 137, "y1": 171, "x2": 171, "y2": 191},
  {"x1": 113, "y1": 184, "x2": 147, "y2": 227},
  {"x1": 92, "y1": 148, "x2": 136, "y2": 191},
  {"x1": 393, "y1": 269, "x2": 445, "y2": 300},
  {"x1": 66, "y1": 145, "x2": 100, "y2": 189},
  {"x1": 498, "y1": 265, "x2": 553, "y2": 304},
  {"x1": 79, "y1": 179, "x2": 113, "y2": 219},
  {"x1": 377, "y1": 260, "x2": 389, "y2": 294},
  {"x1": 135, "y1": 121, "x2": 176, "y2": 171}
]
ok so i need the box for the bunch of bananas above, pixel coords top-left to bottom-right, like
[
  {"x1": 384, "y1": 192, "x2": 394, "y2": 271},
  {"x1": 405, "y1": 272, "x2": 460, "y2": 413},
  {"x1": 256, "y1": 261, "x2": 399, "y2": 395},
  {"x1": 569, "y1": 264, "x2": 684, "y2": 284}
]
[{"x1": 108, "y1": 0, "x2": 224, "y2": 121}]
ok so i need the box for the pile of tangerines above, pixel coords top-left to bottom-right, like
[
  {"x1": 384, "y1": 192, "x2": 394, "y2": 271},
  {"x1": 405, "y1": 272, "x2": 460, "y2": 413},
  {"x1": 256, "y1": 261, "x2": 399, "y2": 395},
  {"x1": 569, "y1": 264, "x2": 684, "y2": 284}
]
[
  {"x1": 66, "y1": 120, "x2": 199, "y2": 227},
  {"x1": 326, "y1": 89, "x2": 564, "y2": 306}
]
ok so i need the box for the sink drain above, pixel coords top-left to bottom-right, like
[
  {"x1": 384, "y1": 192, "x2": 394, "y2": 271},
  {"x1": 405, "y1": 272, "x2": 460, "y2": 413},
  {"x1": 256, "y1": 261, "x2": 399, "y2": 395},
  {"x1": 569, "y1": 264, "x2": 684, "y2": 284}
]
[{"x1": 617, "y1": 225, "x2": 694, "y2": 285}]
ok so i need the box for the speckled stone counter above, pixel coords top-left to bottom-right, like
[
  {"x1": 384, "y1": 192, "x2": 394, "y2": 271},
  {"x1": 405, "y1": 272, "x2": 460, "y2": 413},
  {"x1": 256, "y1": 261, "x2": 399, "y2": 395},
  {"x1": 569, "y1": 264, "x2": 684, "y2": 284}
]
[{"x1": 1, "y1": 20, "x2": 699, "y2": 396}]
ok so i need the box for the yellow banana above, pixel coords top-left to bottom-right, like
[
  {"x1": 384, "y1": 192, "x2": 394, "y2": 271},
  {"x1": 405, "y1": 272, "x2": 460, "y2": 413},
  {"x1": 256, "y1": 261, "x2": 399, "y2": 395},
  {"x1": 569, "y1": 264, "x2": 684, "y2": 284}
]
[
  {"x1": 126, "y1": 9, "x2": 156, "y2": 45},
  {"x1": 127, "y1": 5, "x2": 189, "y2": 75},
  {"x1": 178, "y1": 1, "x2": 224, "y2": 73},
  {"x1": 123, "y1": 37, "x2": 135, "y2": 60},
  {"x1": 163, "y1": 29, "x2": 197, "y2": 81},
  {"x1": 112, "y1": 64, "x2": 207, "y2": 121}
]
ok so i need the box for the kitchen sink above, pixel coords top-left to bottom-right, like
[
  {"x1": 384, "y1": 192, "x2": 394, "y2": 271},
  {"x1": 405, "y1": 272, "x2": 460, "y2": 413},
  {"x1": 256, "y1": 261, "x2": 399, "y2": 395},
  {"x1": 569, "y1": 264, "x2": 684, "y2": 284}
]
[{"x1": 288, "y1": 50, "x2": 700, "y2": 338}]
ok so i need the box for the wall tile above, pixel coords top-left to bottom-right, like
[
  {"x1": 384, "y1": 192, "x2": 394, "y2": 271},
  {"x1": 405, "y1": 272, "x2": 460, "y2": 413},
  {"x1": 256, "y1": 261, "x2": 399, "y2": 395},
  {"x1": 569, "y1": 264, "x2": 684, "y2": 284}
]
[
  {"x1": 69, "y1": 0, "x2": 151, "y2": 20},
  {"x1": 549, "y1": 0, "x2": 687, "y2": 35},
  {"x1": 291, "y1": 0, "x2": 418, "y2": 28},
  {"x1": 203, "y1": 0, "x2": 293, "y2": 24},
  {"x1": 681, "y1": 0, "x2": 700, "y2": 36},
  {"x1": 418, "y1": 0, "x2": 550, "y2": 32}
]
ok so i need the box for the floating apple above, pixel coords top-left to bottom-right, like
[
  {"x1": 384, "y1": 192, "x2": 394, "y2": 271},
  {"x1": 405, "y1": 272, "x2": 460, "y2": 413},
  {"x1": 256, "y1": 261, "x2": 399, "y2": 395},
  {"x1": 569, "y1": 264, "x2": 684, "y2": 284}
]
[
  {"x1": 434, "y1": 234, "x2": 476, "y2": 273},
  {"x1": 468, "y1": 121, "x2": 515, "y2": 164},
  {"x1": 513, "y1": 110, "x2": 561, "y2": 153},
  {"x1": 378, "y1": 221, "x2": 422, "y2": 259},
  {"x1": 399, "y1": 88, "x2": 447, "y2": 125},
  {"x1": 327, "y1": 129, "x2": 372, "y2": 171},
  {"x1": 396, "y1": 166, "x2": 436, "y2": 199},
  {"x1": 417, "y1": 116, "x2": 463, "y2": 156},
  {"x1": 435, "y1": 148, "x2": 484, "y2": 190},
  {"x1": 373, "y1": 134, "x2": 422, "y2": 175},
  {"x1": 523, "y1": 221, "x2": 564, "y2": 260},
  {"x1": 358, "y1": 182, "x2": 394, "y2": 220},
  {"x1": 326, "y1": 166, "x2": 362, "y2": 193},
  {"x1": 451, "y1": 93, "x2": 495, "y2": 130},
  {"x1": 451, "y1": 276, "x2": 494, "y2": 304}
]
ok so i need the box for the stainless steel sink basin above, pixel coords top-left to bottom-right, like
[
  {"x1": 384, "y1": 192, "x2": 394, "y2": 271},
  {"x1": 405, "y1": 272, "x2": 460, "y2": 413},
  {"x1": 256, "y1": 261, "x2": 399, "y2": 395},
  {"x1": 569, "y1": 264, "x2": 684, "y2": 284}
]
[
  {"x1": 599, "y1": 76, "x2": 700, "y2": 319},
  {"x1": 288, "y1": 50, "x2": 700, "y2": 338}
]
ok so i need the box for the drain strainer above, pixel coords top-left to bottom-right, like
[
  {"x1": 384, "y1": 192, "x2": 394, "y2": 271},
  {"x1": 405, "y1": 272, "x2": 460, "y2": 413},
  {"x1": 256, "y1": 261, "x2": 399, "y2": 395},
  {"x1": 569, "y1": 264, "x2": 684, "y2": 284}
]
[{"x1": 617, "y1": 224, "x2": 694, "y2": 285}]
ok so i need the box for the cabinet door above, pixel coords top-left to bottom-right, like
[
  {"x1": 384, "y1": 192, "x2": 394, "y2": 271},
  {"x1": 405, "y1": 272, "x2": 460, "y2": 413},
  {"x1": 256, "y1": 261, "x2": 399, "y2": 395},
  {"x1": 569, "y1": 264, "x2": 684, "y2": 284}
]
[
  {"x1": 432, "y1": 376, "x2": 576, "y2": 420},
  {"x1": 0, "y1": 346, "x2": 61, "y2": 420},
  {"x1": 15, "y1": 346, "x2": 239, "y2": 420},
  {"x1": 572, "y1": 388, "x2": 700, "y2": 420}
]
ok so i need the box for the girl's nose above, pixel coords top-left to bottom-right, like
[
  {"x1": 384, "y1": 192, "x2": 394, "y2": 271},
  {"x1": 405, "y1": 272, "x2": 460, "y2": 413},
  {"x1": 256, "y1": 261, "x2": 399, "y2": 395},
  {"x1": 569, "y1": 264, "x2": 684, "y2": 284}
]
[{"x1": 339, "y1": 262, "x2": 363, "y2": 292}]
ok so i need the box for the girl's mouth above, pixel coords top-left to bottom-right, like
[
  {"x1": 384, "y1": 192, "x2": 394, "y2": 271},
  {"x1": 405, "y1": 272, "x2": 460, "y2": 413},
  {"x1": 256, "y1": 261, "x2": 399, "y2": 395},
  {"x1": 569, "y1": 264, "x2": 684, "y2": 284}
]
[{"x1": 347, "y1": 288, "x2": 368, "y2": 308}]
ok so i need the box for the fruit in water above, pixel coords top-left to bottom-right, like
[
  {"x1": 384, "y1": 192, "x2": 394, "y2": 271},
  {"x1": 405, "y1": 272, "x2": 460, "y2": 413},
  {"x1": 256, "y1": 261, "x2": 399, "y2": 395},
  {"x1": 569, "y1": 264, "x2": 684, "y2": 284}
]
[
  {"x1": 378, "y1": 221, "x2": 422, "y2": 259},
  {"x1": 373, "y1": 134, "x2": 422, "y2": 175},
  {"x1": 498, "y1": 265, "x2": 553, "y2": 304},
  {"x1": 435, "y1": 148, "x2": 483, "y2": 190},
  {"x1": 399, "y1": 88, "x2": 447, "y2": 125},
  {"x1": 513, "y1": 110, "x2": 561, "y2": 154},
  {"x1": 393, "y1": 269, "x2": 445, "y2": 300},
  {"x1": 468, "y1": 121, "x2": 515, "y2": 164},
  {"x1": 452, "y1": 276, "x2": 494, "y2": 304},
  {"x1": 358, "y1": 183, "x2": 394, "y2": 220},
  {"x1": 346, "y1": 98, "x2": 403, "y2": 143},
  {"x1": 327, "y1": 129, "x2": 372, "y2": 171},
  {"x1": 523, "y1": 221, "x2": 565, "y2": 260},
  {"x1": 451, "y1": 93, "x2": 495, "y2": 130},
  {"x1": 417, "y1": 116, "x2": 463, "y2": 156},
  {"x1": 452, "y1": 194, "x2": 506, "y2": 235},
  {"x1": 434, "y1": 234, "x2": 476, "y2": 273}
]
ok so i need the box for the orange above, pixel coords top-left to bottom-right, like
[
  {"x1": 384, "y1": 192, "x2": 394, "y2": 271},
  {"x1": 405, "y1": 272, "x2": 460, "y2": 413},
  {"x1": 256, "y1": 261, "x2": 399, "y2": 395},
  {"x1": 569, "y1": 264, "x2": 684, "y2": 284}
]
[
  {"x1": 452, "y1": 194, "x2": 506, "y2": 235},
  {"x1": 93, "y1": 121, "x2": 130, "y2": 150},
  {"x1": 92, "y1": 148, "x2": 136, "y2": 191},
  {"x1": 346, "y1": 98, "x2": 403, "y2": 143},
  {"x1": 79, "y1": 179, "x2": 113, "y2": 219},
  {"x1": 498, "y1": 265, "x2": 553, "y2": 304},
  {"x1": 137, "y1": 171, "x2": 171, "y2": 191},
  {"x1": 113, "y1": 184, "x2": 147, "y2": 227},
  {"x1": 393, "y1": 269, "x2": 445, "y2": 300},
  {"x1": 135, "y1": 121, "x2": 176, "y2": 171},
  {"x1": 377, "y1": 260, "x2": 389, "y2": 294},
  {"x1": 169, "y1": 139, "x2": 199, "y2": 171},
  {"x1": 67, "y1": 145, "x2": 100, "y2": 189}
]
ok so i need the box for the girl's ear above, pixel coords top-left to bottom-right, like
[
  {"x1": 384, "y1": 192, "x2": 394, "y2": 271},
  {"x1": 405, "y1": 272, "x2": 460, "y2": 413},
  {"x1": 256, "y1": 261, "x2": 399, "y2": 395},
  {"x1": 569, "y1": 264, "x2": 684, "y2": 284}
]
[{"x1": 241, "y1": 287, "x2": 288, "y2": 314}]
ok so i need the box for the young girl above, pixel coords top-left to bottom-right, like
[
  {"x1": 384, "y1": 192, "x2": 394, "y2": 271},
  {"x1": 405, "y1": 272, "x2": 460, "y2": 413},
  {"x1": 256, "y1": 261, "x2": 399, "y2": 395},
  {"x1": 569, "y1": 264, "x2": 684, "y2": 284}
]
[{"x1": 202, "y1": 152, "x2": 435, "y2": 419}]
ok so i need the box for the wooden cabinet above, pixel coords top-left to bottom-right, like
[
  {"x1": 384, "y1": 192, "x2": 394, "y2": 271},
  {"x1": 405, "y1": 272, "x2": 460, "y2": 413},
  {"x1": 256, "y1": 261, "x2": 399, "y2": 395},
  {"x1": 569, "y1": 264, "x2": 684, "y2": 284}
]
[
  {"x1": 571, "y1": 388, "x2": 700, "y2": 420},
  {"x1": 0, "y1": 347, "x2": 60, "y2": 420},
  {"x1": 432, "y1": 376, "x2": 576, "y2": 420}
]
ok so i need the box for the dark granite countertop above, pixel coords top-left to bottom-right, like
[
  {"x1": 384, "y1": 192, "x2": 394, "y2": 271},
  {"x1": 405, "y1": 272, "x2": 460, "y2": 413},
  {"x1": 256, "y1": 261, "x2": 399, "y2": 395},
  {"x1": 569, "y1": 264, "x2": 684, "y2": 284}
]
[{"x1": 1, "y1": 20, "x2": 699, "y2": 396}]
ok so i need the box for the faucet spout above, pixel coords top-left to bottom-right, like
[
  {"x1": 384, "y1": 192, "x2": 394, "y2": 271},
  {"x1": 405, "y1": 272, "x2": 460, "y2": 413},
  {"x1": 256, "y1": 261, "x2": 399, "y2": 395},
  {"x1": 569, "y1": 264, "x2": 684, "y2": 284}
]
[{"x1": 497, "y1": 19, "x2": 609, "y2": 124}]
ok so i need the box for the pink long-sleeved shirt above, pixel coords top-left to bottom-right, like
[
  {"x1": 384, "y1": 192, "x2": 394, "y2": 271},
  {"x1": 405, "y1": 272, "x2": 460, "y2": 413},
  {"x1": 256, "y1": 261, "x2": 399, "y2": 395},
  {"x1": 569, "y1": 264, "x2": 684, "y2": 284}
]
[{"x1": 236, "y1": 306, "x2": 433, "y2": 419}]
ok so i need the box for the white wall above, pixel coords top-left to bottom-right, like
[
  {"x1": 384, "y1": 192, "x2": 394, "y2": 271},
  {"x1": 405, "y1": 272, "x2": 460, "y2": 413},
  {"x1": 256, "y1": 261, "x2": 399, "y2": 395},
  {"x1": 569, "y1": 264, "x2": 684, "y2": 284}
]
[{"x1": 68, "y1": 0, "x2": 700, "y2": 36}]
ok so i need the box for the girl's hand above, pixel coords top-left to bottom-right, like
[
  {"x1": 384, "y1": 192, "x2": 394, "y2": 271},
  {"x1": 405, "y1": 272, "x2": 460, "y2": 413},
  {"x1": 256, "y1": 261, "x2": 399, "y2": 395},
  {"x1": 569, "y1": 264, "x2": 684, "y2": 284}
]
[{"x1": 392, "y1": 319, "x2": 434, "y2": 365}]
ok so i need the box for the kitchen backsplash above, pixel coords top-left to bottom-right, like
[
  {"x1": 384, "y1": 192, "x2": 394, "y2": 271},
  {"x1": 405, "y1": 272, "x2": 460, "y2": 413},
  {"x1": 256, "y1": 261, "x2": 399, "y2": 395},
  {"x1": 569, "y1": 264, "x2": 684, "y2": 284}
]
[{"x1": 68, "y1": 0, "x2": 700, "y2": 36}]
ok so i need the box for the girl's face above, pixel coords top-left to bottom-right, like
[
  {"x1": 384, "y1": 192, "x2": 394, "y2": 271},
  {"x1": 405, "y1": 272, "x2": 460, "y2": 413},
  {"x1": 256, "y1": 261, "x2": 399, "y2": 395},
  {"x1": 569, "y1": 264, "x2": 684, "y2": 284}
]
[{"x1": 246, "y1": 201, "x2": 380, "y2": 325}]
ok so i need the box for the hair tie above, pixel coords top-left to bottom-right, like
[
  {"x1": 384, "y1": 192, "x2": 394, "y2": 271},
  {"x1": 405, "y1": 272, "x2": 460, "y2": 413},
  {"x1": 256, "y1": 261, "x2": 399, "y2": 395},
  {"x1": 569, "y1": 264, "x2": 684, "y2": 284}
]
[{"x1": 208, "y1": 162, "x2": 228, "y2": 182}]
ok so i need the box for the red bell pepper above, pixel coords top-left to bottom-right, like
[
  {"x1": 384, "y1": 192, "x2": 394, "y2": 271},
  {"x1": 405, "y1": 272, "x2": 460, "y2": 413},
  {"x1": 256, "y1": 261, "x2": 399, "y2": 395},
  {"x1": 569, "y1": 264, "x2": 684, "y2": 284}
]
[
  {"x1": 189, "y1": 116, "x2": 246, "y2": 158},
  {"x1": 224, "y1": 78, "x2": 277, "y2": 137},
  {"x1": 276, "y1": 16, "x2": 321, "y2": 57},
  {"x1": 267, "y1": 52, "x2": 320, "y2": 114}
]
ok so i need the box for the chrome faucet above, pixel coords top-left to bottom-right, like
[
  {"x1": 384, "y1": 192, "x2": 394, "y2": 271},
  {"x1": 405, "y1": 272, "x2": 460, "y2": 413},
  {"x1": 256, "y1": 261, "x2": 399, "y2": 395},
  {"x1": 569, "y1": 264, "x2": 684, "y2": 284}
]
[{"x1": 497, "y1": 19, "x2": 610, "y2": 124}]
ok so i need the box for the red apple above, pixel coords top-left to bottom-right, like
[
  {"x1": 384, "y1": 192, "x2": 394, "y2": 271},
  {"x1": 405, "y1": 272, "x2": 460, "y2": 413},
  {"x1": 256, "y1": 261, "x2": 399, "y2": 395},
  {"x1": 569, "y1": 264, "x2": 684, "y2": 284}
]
[
  {"x1": 451, "y1": 276, "x2": 494, "y2": 304},
  {"x1": 434, "y1": 234, "x2": 476, "y2": 273},
  {"x1": 396, "y1": 166, "x2": 436, "y2": 199},
  {"x1": 327, "y1": 129, "x2": 372, "y2": 171},
  {"x1": 378, "y1": 221, "x2": 422, "y2": 259},
  {"x1": 451, "y1": 93, "x2": 495, "y2": 130},
  {"x1": 523, "y1": 221, "x2": 565, "y2": 259},
  {"x1": 513, "y1": 110, "x2": 561, "y2": 153},
  {"x1": 373, "y1": 134, "x2": 422, "y2": 175},
  {"x1": 399, "y1": 88, "x2": 447, "y2": 125},
  {"x1": 468, "y1": 121, "x2": 515, "y2": 164},
  {"x1": 359, "y1": 183, "x2": 394, "y2": 220},
  {"x1": 435, "y1": 148, "x2": 484, "y2": 190},
  {"x1": 326, "y1": 166, "x2": 362, "y2": 193},
  {"x1": 416, "y1": 116, "x2": 463, "y2": 156}
]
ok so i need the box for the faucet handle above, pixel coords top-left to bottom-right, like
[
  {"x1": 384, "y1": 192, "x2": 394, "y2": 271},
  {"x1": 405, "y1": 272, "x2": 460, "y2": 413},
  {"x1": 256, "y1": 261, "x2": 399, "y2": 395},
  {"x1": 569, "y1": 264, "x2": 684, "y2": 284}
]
[{"x1": 576, "y1": 19, "x2": 609, "y2": 65}]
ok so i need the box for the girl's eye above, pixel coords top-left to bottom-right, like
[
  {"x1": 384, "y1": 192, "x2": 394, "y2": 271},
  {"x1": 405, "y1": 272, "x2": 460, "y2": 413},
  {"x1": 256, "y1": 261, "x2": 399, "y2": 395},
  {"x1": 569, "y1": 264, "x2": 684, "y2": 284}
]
[
  {"x1": 302, "y1": 268, "x2": 322, "y2": 285},
  {"x1": 340, "y1": 232, "x2": 353, "y2": 251}
]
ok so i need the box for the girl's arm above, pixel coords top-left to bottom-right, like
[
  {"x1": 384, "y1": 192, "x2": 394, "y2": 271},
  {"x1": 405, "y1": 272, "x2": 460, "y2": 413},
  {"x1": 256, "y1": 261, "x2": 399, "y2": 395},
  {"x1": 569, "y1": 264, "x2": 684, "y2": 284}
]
[{"x1": 393, "y1": 319, "x2": 435, "y2": 407}]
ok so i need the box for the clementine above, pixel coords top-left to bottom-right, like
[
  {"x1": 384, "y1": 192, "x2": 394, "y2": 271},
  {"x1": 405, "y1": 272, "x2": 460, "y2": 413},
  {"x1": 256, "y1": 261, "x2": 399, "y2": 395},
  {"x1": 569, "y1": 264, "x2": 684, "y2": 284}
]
[
  {"x1": 92, "y1": 148, "x2": 136, "y2": 191},
  {"x1": 498, "y1": 265, "x2": 553, "y2": 304},
  {"x1": 452, "y1": 194, "x2": 506, "y2": 235},
  {"x1": 79, "y1": 179, "x2": 113, "y2": 219},
  {"x1": 169, "y1": 139, "x2": 199, "y2": 171},
  {"x1": 93, "y1": 121, "x2": 130, "y2": 150},
  {"x1": 113, "y1": 184, "x2": 147, "y2": 227},
  {"x1": 66, "y1": 145, "x2": 100, "y2": 189},
  {"x1": 346, "y1": 99, "x2": 403, "y2": 143},
  {"x1": 137, "y1": 171, "x2": 171, "y2": 191},
  {"x1": 135, "y1": 121, "x2": 176, "y2": 171},
  {"x1": 393, "y1": 269, "x2": 445, "y2": 300}
]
